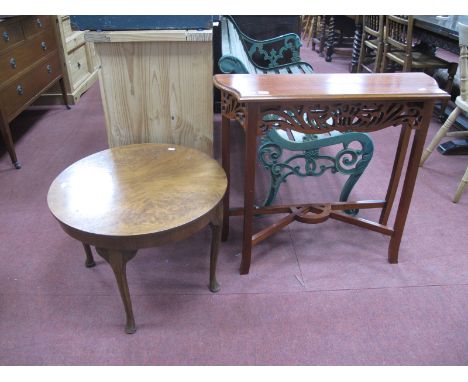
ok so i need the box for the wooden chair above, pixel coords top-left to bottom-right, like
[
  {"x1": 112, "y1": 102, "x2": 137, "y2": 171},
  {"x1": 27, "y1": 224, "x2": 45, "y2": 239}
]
[
  {"x1": 303, "y1": 16, "x2": 321, "y2": 49},
  {"x1": 357, "y1": 16, "x2": 385, "y2": 73},
  {"x1": 380, "y1": 15, "x2": 458, "y2": 118},
  {"x1": 420, "y1": 22, "x2": 468, "y2": 203},
  {"x1": 324, "y1": 16, "x2": 357, "y2": 62},
  {"x1": 311, "y1": 15, "x2": 327, "y2": 55},
  {"x1": 301, "y1": 15, "x2": 312, "y2": 39}
]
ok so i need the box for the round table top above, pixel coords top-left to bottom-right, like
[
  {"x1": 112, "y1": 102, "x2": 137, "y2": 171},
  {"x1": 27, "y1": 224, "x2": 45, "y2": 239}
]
[{"x1": 47, "y1": 144, "x2": 227, "y2": 238}]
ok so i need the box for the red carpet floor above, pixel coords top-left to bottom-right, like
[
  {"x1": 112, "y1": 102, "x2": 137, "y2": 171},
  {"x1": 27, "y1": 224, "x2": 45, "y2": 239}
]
[{"x1": 0, "y1": 41, "x2": 467, "y2": 365}]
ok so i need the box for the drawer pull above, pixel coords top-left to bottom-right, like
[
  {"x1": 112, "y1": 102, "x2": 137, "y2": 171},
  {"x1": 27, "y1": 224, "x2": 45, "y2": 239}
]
[
  {"x1": 36, "y1": 18, "x2": 43, "y2": 28},
  {"x1": 16, "y1": 85, "x2": 24, "y2": 95},
  {"x1": 41, "y1": 41, "x2": 47, "y2": 50},
  {"x1": 46, "y1": 64, "x2": 52, "y2": 74},
  {"x1": 10, "y1": 57, "x2": 17, "y2": 69},
  {"x1": 77, "y1": 62, "x2": 81, "y2": 69},
  {"x1": 2, "y1": 31, "x2": 9, "y2": 42}
]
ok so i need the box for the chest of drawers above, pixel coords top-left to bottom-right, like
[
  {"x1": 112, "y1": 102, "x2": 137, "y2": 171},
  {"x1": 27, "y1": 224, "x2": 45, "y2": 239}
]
[
  {"x1": 0, "y1": 15, "x2": 68, "y2": 169},
  {"x1": 36, "y1": 16, "x2": 100, "y2": 106}
]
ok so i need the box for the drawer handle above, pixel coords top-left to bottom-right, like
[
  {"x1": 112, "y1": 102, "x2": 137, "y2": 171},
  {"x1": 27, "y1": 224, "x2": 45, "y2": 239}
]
[
  {"x1": 41, "y1": 41, "x2": 47, "y2": 50},
  {"x1": 10, "y1": 57, "x2": 17, "y2": 69},
  {"x1": 77, "y1": 62, "x2": 81, "y2": 69},
  {"x1": 36, "y1": 18, "x2": 43, "y2": 28},
  {"x1": 16, "y1": 85, "x2": 24, "y2": 95},
  {"x1": 46, "y1": 64, "x2": 52, "y2": 74},
  {"x1": 2, "y1": 31, "x2": 9, "y2": 42}
]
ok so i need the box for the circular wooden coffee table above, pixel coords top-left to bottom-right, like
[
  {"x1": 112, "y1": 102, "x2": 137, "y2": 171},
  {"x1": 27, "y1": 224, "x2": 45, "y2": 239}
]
[{"x1": 47, "y1": 144, "x2": 227, "y2": 334}]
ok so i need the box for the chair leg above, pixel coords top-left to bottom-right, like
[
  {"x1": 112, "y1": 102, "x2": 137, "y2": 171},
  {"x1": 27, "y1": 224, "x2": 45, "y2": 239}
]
[
  {"x1": 379, "y1": 44, "x2": 388, "y2": 73},
  {"x1": 306, "y1": 17, "x2": 316, "y2": 47},
  {"x1": 311, "y1": 16, "x2": 319, "y2": 51},
  {"x1": 453, "y1": 166, "x2": 468, "y2": 203},
  {"x1": 420, "y1": 107, "x2": 461, "y2": 166},
  {"x1": 374, "y1": 40, "x2": 384, "y2": 74},
  {"x1": 356, "y1": 35, "x2": 366, "y2": 73}
]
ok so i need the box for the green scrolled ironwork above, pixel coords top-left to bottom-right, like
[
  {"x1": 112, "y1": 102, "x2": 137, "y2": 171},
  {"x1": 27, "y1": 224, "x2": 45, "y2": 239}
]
[
  {"x1": 225, "y1": 16, "x2": 302, "y2": 68},
  {"x1": 244, "y1": 36, "x2": 302, "y2": 68},
  {"x1": 258, "y1": 128, "x2": 374, "y2": 215}
]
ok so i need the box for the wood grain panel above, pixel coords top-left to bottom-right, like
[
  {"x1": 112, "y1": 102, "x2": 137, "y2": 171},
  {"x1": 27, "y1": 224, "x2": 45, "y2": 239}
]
[
  {"x1": 95, "y1": 38, "x2": 213, "y2": 155},
  {"x1": 213, "y1": 73, "x2": 449, "y2": 102},
  {"x1": 60, "y1": 16, "x2": 74, "y2": 39},
  {"x1": 85, "y1": 29, "x2": 212, "y2": 43},
  {"x1": 47, "y1": 144, "x2": 226, "y2": 237}
]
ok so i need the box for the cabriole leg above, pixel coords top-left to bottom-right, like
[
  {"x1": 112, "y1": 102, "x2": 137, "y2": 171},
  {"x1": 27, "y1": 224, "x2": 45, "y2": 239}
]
[
  {"x1": 82, "y1": 243, "x2": 96, "y2": 268},
  {"x1": 96, "y1": 248, "x2": 138, "y2": 334},
  {"x1": 209, "y1": 202, "x2": 223, "y2": 293}
]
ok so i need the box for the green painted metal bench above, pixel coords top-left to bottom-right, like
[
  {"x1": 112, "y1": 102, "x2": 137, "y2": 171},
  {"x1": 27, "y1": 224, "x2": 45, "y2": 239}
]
[{"x1": 218, "y1": 16, "x2": 374, "y2": 213}]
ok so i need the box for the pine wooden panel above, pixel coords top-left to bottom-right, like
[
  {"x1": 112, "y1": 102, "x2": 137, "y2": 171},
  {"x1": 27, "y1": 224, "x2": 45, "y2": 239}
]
[
  {"x1": 85, "y1": 29, "x2": 212, "y2": 43},
  {"x1": 60, "y1": 16, "x2": 74, "y2": 39},
  {"x1": 95, "y1": 37, "x2": 213, "y2": 155}
]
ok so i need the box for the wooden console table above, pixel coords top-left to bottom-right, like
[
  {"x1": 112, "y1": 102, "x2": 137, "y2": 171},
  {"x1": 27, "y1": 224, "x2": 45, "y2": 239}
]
[{"x1": 214, "y1": 73, "x2": 449, "y2": 275}]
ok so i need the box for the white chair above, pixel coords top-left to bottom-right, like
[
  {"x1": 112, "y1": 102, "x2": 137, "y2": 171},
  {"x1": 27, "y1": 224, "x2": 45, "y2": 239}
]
[{"x1": 420, "y1": 22, "x2": 468, "y2": 203}]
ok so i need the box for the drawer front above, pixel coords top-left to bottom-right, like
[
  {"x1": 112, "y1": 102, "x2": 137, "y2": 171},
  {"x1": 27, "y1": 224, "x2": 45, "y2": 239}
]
[
  {"x1": 61, "y1": 16, "x2": 74, "y2": 39},
  {"x1": 68, "y1": 44, "x2": 90, "y2": 88},
  {"x1": 0, "y1": 20, "x2": 24, "y2": 54},
  {"x1": 65, "y1": 31, "x2": 85, "y2": 53},
  {"x1": 0, "y1": 52, "x2": 62, "y2": 120},
  {"x1": 0, "y1": 28, "x2": 58, "y2": 84},
  {"x1": 21, "y1": 16, "x2": 52, "y2": 39}
]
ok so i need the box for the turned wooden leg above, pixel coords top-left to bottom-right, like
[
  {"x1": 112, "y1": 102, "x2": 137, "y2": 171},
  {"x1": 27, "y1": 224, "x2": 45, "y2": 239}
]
[
  {"x1": 350, "y1": 18, "x2": 363, "y2": 73},
  {"x1": 58, "y1": 77, "x2": 71, "y2": 110},
  {"x1": 82, "y1": 243, "x2": 96, "y2": 268},
  {"x1": 420, "y1": 107, "x2": 461, "y2": 166},
  {"x1": 325, "y1": 16, "x2": 336, "y2": 62},
  {"x1": 318, "y1": 16, "x2": 327, "y2": 56},
  {"x1": 453, "y1": 166, "x2": 468, "y2": 203},
  {"x1": 95, "y1": 248, "x2": 137, "y2": 334},
  {"x1": 209, "y1": 202, "x2": 223, "y2": 293}
]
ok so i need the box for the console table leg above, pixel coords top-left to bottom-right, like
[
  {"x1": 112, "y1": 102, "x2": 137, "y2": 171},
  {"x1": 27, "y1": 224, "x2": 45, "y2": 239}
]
[
  {"x1": 388, "y1": 105, "x2": 432, "y2": 264},
  {"x1": 209, "y1": 202, "x2": 223, "y2": 293},
  {"x1": 240, "y1": 106, "x2": 258, "y2": 275},
  {"x1": 96, "y1": 248, "x2": 138, "y2": 334}
]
